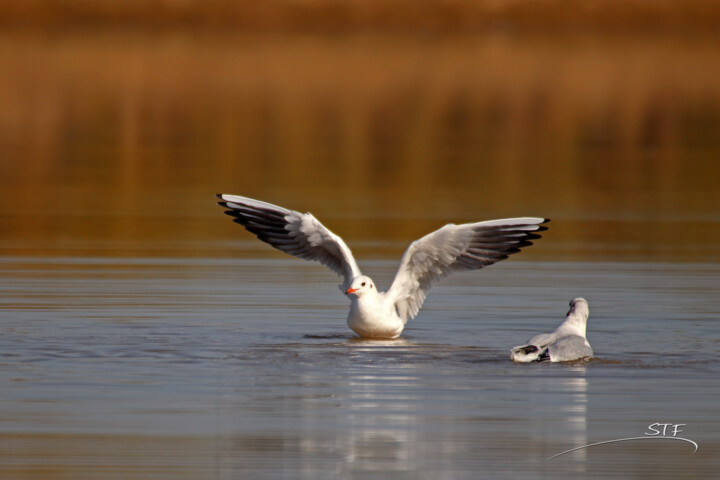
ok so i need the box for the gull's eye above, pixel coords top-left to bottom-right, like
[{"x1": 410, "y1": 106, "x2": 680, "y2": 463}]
[{"x1": 361, "y1": 282, "x2": 366, "y2": 287}]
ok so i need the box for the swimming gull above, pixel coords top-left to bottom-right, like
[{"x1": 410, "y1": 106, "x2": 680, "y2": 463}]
[
  {"x1": 510, "y1": 297, "x2": 593, "y2": 362},
  {"x1": 217, "y1": 194, "x2": 549, "y2": 339}
]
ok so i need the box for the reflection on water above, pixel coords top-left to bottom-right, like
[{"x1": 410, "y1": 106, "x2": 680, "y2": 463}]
[
  {"x1": 555, "y1": 374, "x2": 589, "y2": 469},
  {"x1": 1, "y1": 257, "x2": 718, "y2": 479}
]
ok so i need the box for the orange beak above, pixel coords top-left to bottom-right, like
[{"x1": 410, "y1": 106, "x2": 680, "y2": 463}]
[{"x1": 345, "y1": 287, "x2": 358, "y2": 295}]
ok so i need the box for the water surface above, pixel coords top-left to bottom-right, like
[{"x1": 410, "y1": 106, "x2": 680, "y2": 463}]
[{"x1": 2, "y1": 256, "x2": 718, "y2": 479}]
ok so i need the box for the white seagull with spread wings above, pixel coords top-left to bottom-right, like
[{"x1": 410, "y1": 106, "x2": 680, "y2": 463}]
[{"x1": 217, "y1": 194, "x2": 549, "y2": 339}]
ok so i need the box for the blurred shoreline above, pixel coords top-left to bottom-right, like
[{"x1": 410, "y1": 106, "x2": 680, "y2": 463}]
[{"x1": 1, "y1": 4, "x2": 719, "y2": 262}]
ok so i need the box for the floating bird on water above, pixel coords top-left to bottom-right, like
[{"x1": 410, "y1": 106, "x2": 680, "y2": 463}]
[
  {"x1": 510, "y1": 297, "x2": 593, "y2": 363},
  {"x1": 217, "y1": 194, "x2": 549, "y2": 339}
]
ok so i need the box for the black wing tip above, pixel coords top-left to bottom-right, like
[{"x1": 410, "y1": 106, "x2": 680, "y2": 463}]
[
  {"x1": 535, "y1": 218, "x2": 550, "y2": 230},
  {"x1": 215, "y1": 193, "x2": 225, "y2": 199},
  {"x1": 533, "y1": 218, "x2": 550, "y2": 231}
]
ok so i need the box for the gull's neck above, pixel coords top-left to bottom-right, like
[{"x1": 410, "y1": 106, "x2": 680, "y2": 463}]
[{"x1": 556, "y1": 311, "x2": 588, "y2": 338}]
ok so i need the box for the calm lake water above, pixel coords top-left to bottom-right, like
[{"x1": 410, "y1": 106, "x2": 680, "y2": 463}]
[
  {"x1": 1, "y1": 256, "x2": 719, "y2": 479},
  {"x1": 1, "y1": 25, "x2": 720, "y2": 479}
]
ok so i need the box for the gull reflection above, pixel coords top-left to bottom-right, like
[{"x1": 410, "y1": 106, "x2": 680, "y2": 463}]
[
  {"x1": 217, "y1": 340, "x2": 593, "y2": 478},
  {"x1": 341, "y1": 339, "x2": 420, "y2": 473},
  {"x1": 560, "y1": 371, "x2": 589, "y2": 470}
]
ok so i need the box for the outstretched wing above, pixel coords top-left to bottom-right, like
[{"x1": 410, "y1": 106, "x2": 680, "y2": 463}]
[
  {"x1": 217, "y1": 194, "x2": 362, "y2": 289},
  {"x1": 386, "y1": 217, "x2": 549, "y2": 323}
]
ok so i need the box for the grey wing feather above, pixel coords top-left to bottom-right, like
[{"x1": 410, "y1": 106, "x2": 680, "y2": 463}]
[
  {"x1": 388, "y1": 217, "x2": 549, "y2": 323},
  {"x1": 510, "y1": 331, "x2": 557, "y2": 363},
  {"x1": 217, "y1": 194, "x2": 362, "y2": 288},
  {"x1": 525, "y1": 332, "x2": 558, "y2": 349},
  {"x1": 548, "y1": 335, "x2": 593, "y2": 362}
]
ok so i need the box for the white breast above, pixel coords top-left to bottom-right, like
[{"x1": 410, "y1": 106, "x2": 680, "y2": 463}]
[{"x1": 346, "y1": 294, "x2": 404, "y2": 339}]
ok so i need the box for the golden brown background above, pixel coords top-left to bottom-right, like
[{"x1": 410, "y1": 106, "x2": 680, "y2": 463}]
[{"x1": 2, "y1": 0, "x2": 720, "y2": 261}]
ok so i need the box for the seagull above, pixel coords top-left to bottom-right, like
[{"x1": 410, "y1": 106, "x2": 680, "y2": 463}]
[
  {"x1": 510, "y1": 298, "x2": 592, "y2": 363},
  {"x1": 217, "y1": 194, "x2": 549, "y2": 339}
]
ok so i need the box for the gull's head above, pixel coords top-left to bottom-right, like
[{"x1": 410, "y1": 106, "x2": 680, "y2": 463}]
[
  {"x1": 567, "y1": 297, "x2": 590, "y2": 322},
  {"x1": 345, "y1": 275, "x2": 375, "y2": 297}
]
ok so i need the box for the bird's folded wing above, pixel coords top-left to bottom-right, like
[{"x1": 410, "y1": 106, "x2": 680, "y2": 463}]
[
  {"x1": 510, "y1": 344, "x2": 548, "y2": 363},
  {"x1": 387, "y1": 217, "x2": 548, "y2": 323},
  {"x1": 217, "y1": 194, "x2": 362, "y2": 288},
  {"x1": 510, "y1": 332, "x2": 557, "y2": 362},
  {"x1": 548, "y1": 335, "x2": 593, "y2": 362},
  {"x1": 523, "y1": 332, "x2": 558, "y2": 350}
]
